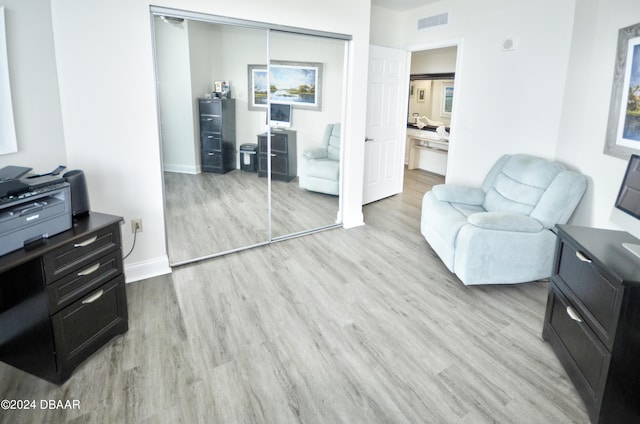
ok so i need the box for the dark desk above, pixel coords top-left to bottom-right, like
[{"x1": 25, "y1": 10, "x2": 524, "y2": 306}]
[{"x1": 0, "y1": 212, "x2": 128, "y2": 384}]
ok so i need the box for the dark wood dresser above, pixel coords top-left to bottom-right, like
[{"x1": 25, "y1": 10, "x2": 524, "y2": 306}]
[
  {"x1": 542, "y1": 225, "x2": 640, "y2": 423},
  {"x1": 0, "y1": 212, "x2": 128, "y2": 384},
  {"x1": 257, "y1": 129, "x2": 297, "y2": 181}
]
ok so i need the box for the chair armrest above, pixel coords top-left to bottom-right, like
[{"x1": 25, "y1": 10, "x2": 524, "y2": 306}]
[
  {"x1": 303, "y1": 148, "x2": 328, "y2": 159},
  {"x1": 467, "y1": 212, "x2": 544, "y2": 233},
  {"x1": 432, "y1": 184, "x2": 485, "y2": 205}
]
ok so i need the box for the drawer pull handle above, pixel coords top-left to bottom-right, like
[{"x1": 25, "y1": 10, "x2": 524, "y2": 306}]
[
  {"x1": 566, "y1": 306, "x2": 583, "y2": 323},
  {"x1": 77, "y1": 263, "x2": 100, "y2": 276},
  {"x1": 74, "y1": 236, "x2": 98, "y2": 248},
  {"x1": 82, "y1": 290, "x2": 104, "y2": 304},
  {"x1": 575, "y1": 251, "x2": 592, "y2": 263}
]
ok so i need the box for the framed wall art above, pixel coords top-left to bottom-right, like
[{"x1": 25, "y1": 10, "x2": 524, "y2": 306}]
[
  {"x1": 604, "y1": 22, "x2": 640, "y2": 159},
  {"x1": 248, "y1": 61, "x2": 322, "y2": 111}
]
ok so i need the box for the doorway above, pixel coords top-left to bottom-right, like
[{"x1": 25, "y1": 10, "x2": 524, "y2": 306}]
[
  {"x1": 406, "y1": 45, "x2": 458, "y2": 179},
  {"x1": 363, "y1": 43, "x2": 459, "y2": 207}
]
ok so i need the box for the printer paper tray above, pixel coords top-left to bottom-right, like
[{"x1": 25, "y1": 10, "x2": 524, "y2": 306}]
[{"x1": 0, "y1": 186, "x2": 72, "y2": 256}]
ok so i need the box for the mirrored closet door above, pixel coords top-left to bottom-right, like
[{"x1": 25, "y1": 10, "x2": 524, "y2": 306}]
[
  {"x1": 151, "y1": 8, "x2": 349, "y2": 266},
  {"x1": 267, "y1": 31, "x2": 346, "y2": 240}
]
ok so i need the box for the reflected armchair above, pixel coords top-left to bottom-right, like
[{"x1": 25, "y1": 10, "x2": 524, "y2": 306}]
[
  {"x1": 421, "y1": 154, "x2": 587, "y2": 285},
  {"x1": 299, "y1": 123, "x2": 341, "y2": 196}
]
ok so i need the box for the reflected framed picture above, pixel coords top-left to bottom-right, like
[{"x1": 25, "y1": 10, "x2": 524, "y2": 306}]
[
  {"x1": 605, "y1": 22, "x2": 640, "y2": 159},
  {"x1": 441, "y1": 85, "x2": 454, "y2": 116},
  {"x1": 417, "y1": 89, "x2": 425, "y2": 103},
  {"x1": 248, "y1": 61, "x2": 322, "y2": 111}
]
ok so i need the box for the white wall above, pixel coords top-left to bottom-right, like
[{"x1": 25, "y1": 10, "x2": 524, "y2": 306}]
[
  {"x1": 48, "y1": 0, "x2": 370, "y2": 281},
  {"x1": 155, "y1": 17, "x2": 198, "y2": 174},
  {"x1": 208, "y1": 24, "x2": 266, "y2": 150},
  {"x1": 554, "y1": 0, "x2": 640, "y2": 235},
  {"x1": 0, "y1": 0, "x2": 66, "y2": 172},
  {"x1": 372, "y1": 0, "x2": 576, "y2": 187},
  {"x1": 410, "y1": 46, "x2": 457, "y2": 74}
]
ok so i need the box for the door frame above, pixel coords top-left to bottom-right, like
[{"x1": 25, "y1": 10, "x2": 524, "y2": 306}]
[{"x1": 406, "y1": 38, "x2": 464, "y2": 184}]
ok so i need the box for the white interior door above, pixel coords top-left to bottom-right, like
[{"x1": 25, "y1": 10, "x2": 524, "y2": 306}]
[{"x1": 363, "y1": 45, "x2": 410, "y2": 205}]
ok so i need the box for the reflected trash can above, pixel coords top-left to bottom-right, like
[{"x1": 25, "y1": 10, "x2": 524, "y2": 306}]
[{"x1": 239, "y1": 143, "x2": 258, "y2": 172}]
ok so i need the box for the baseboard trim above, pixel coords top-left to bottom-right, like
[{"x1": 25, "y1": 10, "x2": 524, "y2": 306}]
[
  {"x1": 124, "y1": 255, "x2": 172, "y2": 283},
  {"x1": 163, "y1": 163, "x2": 198, "y2": 174},
  {"x1": 343, "y1": 211, "x2": 365, "y2": 229}
]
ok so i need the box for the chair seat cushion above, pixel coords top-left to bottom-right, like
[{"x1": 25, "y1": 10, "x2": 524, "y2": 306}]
[{"x1": 304, "y1": 158, "x2": 339, "y2": 181}]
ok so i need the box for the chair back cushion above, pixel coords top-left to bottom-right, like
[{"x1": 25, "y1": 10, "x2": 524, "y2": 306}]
[
  {"x1": 325, "y1": 123, "x2": 341, "y2": 161},
  {"x1": 481, "y1": 154, "x2": 567, "y2": 217}
]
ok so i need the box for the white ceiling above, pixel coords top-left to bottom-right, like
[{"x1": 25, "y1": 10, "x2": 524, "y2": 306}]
[{"x1": 371, "y1": 0, "x2": 442, "y2": 11}]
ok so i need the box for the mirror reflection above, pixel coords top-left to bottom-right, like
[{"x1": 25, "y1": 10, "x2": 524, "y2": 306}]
[
  {"x1": 155, "y1": 19, "x2": 270, "y2": 264},
  {"x1": 268, "y1": 31, "x2": 344, "y2": 239},
  {"x1": 408, "y1": 73, "x2": 454, "y2": 130},
  {"x1": 153, "y1": 14, "x2": 345, "y2": 265}
]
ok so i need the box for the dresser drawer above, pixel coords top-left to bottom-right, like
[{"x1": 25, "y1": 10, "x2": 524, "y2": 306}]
[
  {"x1": 271, "y1": 133, "x2": 289, "y2": 153},
  {"x1": 202, "y1": 134, "x2": 223, "y2": 152},
  {"x1": 200, "y1": 116, "x2": 221, "y2": 134},
  {"x1": 202, "y1": 150, "x2": 223, "y2": 170},
  {"x1": 556, "y1": 241, "x2": 622, "y2": 348},
  {"x1": 257, "y1": 133, "x2": 288, "y2": 154},
  {"x1": 51, "y1": 274, "x2": 128, "y2": 378},
  {"x1": 46, "y1": 250, "x2": 123, "y2": 314},
  {"x1": 43, "y1": 223, "x2": 120, "y2": 283},
  {"x1": 546, "y1": 286, "x2": 610, "y2": 413},
  {"x1": 199, "y1": 99, "x2": 221, "y2": 116}
]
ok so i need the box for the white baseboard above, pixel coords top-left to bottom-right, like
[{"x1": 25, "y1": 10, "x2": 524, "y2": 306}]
[
  {"x1": 343, "y1": 211, "x2": 365, "y2": 228},
  {"x1": 163, "y1": 163, "x2": 198, "y2": 174},
  {"x1": 124, "y1": 255, "x2": 172, "y2": 283}
]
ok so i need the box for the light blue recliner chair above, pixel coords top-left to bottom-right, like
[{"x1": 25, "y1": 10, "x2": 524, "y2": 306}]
[
  {"x1": 421, "y1": 154, "x2": 587, "y2": 285},
  {"x1": 299, "y1": 123, "x2": 340, "y2": 196}
]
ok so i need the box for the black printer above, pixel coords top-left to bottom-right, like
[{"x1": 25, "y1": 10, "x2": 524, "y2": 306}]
[{"x1": 0, "y1": 166, "x2": 72, "y2": 256}]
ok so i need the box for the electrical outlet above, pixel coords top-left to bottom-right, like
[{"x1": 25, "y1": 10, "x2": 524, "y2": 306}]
[{"x1": 131, "y1": 219, "x2": 143, "y2": 233}]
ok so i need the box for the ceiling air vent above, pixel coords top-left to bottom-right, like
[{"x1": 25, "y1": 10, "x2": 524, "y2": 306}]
[{"x1": 417, "y1": 12, "x2": 449, "y2": 30}]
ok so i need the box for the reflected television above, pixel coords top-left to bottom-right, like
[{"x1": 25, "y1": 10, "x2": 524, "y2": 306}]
[
  {"x1": 616, "y1": 154, "x2": 640, "y2": 219},
  {"x1": 268, "y1": 103, "x2": 292, "y2": 129},
  {"x1": 615, "y1": 154, "x2": 640, "y2": 257}
]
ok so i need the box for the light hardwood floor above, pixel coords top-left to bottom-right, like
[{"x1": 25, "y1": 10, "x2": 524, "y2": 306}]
[
  {"x1": 164, "y1": 170, "x2": 339, "y2": 264},
  {"x1": 0, "y1": 168, "x2": 589, "y2": 424}
]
